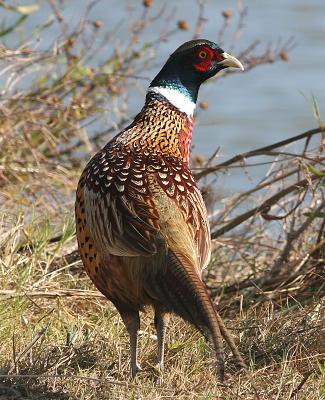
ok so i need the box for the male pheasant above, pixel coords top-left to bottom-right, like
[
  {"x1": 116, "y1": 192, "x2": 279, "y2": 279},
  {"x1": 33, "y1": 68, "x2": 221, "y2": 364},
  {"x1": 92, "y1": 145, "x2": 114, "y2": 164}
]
[{"x1": 75, "y1": 39, "x2": 245, "y2": 380}]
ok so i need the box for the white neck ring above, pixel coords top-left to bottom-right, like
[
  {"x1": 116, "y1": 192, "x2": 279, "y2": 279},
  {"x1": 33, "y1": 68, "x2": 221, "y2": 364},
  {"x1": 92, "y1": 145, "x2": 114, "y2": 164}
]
[{"x1": 148, "y1": 86, "x2": 196, "y2": 117}]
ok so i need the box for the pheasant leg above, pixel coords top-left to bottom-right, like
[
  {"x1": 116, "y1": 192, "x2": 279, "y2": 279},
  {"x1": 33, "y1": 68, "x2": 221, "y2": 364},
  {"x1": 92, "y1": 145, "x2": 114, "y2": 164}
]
[
  {"x1": 120, "y1": 310, "x2": 142, "y2": 378},
  {"x1": 154, "y1": 308, "x2": 169, "y2": 371}
]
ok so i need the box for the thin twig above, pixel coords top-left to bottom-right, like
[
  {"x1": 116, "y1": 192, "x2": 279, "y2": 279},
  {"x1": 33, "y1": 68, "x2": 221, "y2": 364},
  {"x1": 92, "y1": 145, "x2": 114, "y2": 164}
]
[
  {"x1": 195, "y1": 127, "x2": 325, "y2": 180},
  {"x1": 8, "y1": 325, "x2": 49, "y2": 374},
  {"x1": 211, "y1": 169, "x2": 325, "y2": 238}
]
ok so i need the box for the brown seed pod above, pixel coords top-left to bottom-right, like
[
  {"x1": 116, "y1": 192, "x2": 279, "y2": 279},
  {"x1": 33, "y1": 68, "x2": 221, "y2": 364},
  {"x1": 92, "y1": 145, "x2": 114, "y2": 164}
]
[
  {"x1": 199, "y1": 101, "x2": 209, "y2": 110},
  {"x1": 280, "y1": 51, "x2": 289, "y2": 61},
  {"x1": 192, "y1": 154, "x2": 206, "y2": 166},
  {"x1": 143, "y1": 0, "x2": 153, "y2": 7},
  {"x1": 222, "y1": 10, "x2": 233, "y2": 19},
  {"x1": 177, "y1": 20, "x2": 189, "y2": 30},
  {"x1": 93, "y1": 20, "x2": 103, "y2": 29}
]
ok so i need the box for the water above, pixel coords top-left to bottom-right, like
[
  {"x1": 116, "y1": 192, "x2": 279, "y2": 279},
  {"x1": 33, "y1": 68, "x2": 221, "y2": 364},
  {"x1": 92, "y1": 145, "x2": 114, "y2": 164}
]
[{"x1": 1, "y1": 0, "x2": 325, "y2": 193}]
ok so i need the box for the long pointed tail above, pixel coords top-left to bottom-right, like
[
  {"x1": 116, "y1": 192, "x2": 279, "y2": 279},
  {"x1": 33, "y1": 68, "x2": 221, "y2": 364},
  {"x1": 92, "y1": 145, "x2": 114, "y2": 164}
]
[{"x1": 154, "y1": 250, "x2": 230, "y2": 379}]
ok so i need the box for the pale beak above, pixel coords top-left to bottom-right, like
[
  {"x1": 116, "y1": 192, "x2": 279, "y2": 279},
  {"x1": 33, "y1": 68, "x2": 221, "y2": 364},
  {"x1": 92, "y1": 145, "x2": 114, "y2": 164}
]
[{"x1": 218, "y1": 52, "x2": 244, "y2": 71}]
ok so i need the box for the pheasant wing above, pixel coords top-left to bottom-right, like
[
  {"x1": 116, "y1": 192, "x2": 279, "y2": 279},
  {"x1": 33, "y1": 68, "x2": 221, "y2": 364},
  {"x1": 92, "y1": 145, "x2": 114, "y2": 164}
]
[{"x1": 79, "y1": 147, "x2": 160, "y2": 258}]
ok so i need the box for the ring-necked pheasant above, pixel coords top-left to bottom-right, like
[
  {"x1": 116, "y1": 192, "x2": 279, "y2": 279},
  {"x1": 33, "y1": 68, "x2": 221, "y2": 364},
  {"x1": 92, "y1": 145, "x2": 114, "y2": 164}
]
[{"x1": 75, "y1": 39, "x2": 245, "y2": 380}]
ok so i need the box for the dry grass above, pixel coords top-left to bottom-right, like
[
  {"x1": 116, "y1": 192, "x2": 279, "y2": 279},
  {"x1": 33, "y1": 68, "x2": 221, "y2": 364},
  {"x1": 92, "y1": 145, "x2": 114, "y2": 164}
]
[
  {"x1": 0, "y1": 1, "x2": 324, "y2": 399},
  {"x1": 0, "y1": 222, "x2": 324, "y2": 399}
]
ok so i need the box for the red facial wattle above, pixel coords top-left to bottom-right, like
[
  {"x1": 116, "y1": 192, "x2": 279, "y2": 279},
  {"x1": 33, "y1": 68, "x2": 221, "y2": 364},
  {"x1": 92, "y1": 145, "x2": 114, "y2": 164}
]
[{"x1": 193, "y1": 46, "x2": 223, "y2": 72}]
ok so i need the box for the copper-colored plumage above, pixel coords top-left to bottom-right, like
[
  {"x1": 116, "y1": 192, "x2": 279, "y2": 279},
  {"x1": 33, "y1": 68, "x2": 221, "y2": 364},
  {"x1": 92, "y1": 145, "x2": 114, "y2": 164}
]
[{"x1": 76, "y1": 40, "x2": 246, "y2": 379}]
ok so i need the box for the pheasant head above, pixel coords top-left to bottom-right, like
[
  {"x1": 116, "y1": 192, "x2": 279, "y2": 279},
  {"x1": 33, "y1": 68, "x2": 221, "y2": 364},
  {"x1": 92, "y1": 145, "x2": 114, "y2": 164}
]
[{"x1": 149, "y1": 39, "x2": 244, "y2": 117}]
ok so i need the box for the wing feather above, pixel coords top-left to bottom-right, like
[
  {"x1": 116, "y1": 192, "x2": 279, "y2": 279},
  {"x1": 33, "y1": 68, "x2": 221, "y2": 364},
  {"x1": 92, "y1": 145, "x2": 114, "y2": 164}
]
[{"x1": 80, "y1": 144, "x2": 159, "y2": 258}]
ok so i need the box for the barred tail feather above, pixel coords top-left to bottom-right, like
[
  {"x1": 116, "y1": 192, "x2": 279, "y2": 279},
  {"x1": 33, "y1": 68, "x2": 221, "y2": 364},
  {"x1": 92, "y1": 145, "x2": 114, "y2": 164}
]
[{"x1": 155, "y1": 250, "x2": 226, "y2": 380}]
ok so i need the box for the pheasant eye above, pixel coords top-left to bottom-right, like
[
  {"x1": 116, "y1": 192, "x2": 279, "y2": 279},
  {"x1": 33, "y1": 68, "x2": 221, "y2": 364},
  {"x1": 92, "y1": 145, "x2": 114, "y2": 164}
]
[{"x1": 198, "y1": 50, "x2": 208, "y2": 59}]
